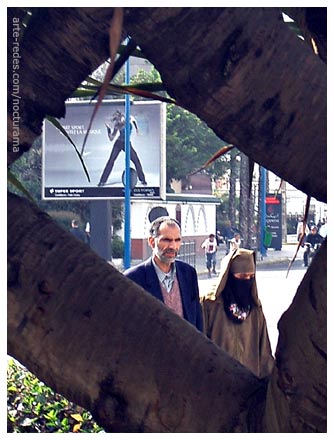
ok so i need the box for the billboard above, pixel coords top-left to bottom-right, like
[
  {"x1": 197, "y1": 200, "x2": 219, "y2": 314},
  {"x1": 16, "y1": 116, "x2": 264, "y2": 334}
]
[
  {"x1": 265, "y1": 193, "x2": 282, "y2": 250},
  {"x1": 42, "y1": 100, "x2": 166, "y2": 199}
]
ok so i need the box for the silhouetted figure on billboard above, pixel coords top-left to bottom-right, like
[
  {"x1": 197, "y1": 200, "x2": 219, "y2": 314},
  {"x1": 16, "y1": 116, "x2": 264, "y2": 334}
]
[{"x1": 98, "y1": 110, "x2": 147, "y2": 187}]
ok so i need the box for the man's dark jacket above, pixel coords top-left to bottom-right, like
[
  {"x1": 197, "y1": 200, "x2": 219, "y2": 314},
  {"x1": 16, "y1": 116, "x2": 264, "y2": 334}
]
[
  {"x1": 124, "y1": 258, "x2": 203, "y2": 331},
  {"x1": 305, "y1": 232, "x2": 323, "y2": 247}
]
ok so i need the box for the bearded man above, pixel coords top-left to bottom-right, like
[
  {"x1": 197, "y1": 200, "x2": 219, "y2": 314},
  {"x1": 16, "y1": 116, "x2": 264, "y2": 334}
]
[{"x1": 124, "y1": 216, "x2": 203, "y2": 331}]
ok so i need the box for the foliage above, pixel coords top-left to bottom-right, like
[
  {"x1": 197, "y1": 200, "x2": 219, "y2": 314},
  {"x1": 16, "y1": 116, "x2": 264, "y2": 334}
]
[
  {"x1": 130, "y1": 67, "x2": 231, "y2": 185},
  {"x1": 112, "y1": 234, "x2": 124, "y2": 258},
  {"x1": 10, "y1": 63, "x2": 230, "y2": 234},
  {"x1": 9, "y1": 137, "x2": 42, "y2": 201},
  {"x1": 8, "y1": 137, "x2": 90, "y2": 223},
  {"x1": 110, "y1": 199, "x2": 124, "y2": 232},
  {"x1": 8, "y1": 138, "x2": 124, "y2": 234},
  {"x1": 7, "y1": 358, "x2": 103, "y2": 433},
  {"x1": 216, "y1": 194, "x2": 231, "y2": 231},
  {"x1": 10, "y1": 60, "x2": 231, "y2": 231},
  {"x1": 130, "y1": 65, "x2": 162, "y2": 92}
]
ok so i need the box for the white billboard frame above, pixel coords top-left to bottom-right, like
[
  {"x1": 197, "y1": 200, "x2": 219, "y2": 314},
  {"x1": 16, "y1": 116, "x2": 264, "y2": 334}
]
[{"x1": 42, "y1": 99, "x2": 166, "y2": 200}]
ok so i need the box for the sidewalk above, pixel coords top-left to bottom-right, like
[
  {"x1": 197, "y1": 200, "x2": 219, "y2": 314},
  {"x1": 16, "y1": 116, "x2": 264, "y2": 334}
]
[
  {"x1": 195, "y1": 243, "x2": 303, "y2": 276},
  {"x1": 112, "y1": 243, "x2": 303, "y2": 275},
  {"x1": 257, "y1": 243, "x2": 302, "y2": 266}
]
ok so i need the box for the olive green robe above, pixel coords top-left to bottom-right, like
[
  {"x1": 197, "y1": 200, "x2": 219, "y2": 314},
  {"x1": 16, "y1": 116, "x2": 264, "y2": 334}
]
[{"x1": 202, "y1": 248, "x2": 275, "y2": 378}]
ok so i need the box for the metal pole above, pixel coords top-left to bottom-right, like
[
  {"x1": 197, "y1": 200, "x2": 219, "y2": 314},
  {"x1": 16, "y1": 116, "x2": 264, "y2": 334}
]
[
  {"x1": 124, "y1": 40, "x2": 131, "y2": 269},
  {"x1": 260, "y1": 166, "x2": 267, "y2": 258}
]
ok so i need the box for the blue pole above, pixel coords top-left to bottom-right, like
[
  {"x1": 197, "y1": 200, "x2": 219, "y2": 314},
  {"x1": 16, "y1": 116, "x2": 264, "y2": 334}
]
[
  {"x1": 260, "y1": 166, "x2": 267, "y2": 258},
  {"x1": 124, "y1": 41, "x2": 131, "y2": 269}
]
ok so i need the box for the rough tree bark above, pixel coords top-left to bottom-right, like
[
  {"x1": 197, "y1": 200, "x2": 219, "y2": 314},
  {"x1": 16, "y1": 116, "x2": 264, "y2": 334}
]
[
  {"x1": 7, "y1": 7, "x2": 327, "y2": 432},
  {"x1": 123, "y1": 7, "x2": 326, "y2": 203},
  {"x1": 8, "y1": 192, "x2": 268, "y2": 432},
  {"x1": 264, "y1": 240, "x2": 327, "y2": 432},
  {"x1": 228, "y1": 152, "x2": 238, "y2": 230},
  {"x1": 282, "y1": 7, "x2": 327, "y2": 63},
  {"x1": 239, "y1": 153, "x2": 253, "y2": 248},
  {"x1": 7, "y1": 7, "x2": 115, "y2": 164}
]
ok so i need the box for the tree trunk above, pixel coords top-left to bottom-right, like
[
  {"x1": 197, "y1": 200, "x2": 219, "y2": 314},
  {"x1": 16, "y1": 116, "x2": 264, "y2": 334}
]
[
  {"x1": 7, "y1": 7, "x2": 327, "y2": 432},
  {"x1": 263, "y1": 239, "x2": 327, "y2": 432},
  {"x1": 248, "y1": 186, "x2": 255, "y2": 250},
  {"x1": 239, "y1": 152, "x2": 253, "y2": 248},
  {"x1": 8, "y1": 191, "x2": 267, "y2": 433},
  {"x1": 282, "y1": 7, "x2": 327, "y2": 63},
  {"x1": 8, "y1": 7, "x2": 114, "y2": 164},
  {"x1": 123, "y1": 7, "x2": 326, "y2": 203},
  {"x1": 228, "y1": 152, "x2": 238, "y2": 229}
]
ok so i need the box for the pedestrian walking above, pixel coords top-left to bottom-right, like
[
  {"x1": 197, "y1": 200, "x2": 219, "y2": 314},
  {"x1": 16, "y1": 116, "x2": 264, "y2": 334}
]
[
  {"x1": 201, "y1": 233, "x2": 218, "y2": 278},
  {"x1": 303, "y1": 225, "x2": 324, "y2": 267},
  {"x1": 229, "y1": 232, "x2": 241, "y2": 253},
  {"x1": 124, "y1": 216, "x2": 203, "y2": 331},
  {"x1": 69, "y1": 219, "x2": 86, "y2": 242},
  {"x1": 201, "y1": 248, "x2": 274, "y2": 378}
]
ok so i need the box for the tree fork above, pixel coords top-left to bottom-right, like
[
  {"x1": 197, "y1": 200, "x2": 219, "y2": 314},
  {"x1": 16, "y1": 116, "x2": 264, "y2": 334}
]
[
  {"x1": 8, "y1": 191, "x2": 269, "y2": 433},
  {"x1": 123, "y1": 7, "x2": 326, "y2": 202}
]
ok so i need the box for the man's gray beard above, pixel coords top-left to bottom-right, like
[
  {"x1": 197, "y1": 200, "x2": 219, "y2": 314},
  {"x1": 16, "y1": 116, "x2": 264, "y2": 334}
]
[{"x1": 154, "y1": 248, "x2": 177, "y2": 265}]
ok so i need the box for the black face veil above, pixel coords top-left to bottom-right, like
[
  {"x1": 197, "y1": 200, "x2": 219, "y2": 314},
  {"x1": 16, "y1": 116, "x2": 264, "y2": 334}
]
[{"x1": 222, "y1": 274, "x2": 254, "y2": 322}]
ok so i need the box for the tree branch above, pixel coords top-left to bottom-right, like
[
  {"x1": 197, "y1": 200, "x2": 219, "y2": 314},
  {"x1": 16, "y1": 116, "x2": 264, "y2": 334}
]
[{"x1": 8, "y1": 191, "x2": 268, "y2": 432}]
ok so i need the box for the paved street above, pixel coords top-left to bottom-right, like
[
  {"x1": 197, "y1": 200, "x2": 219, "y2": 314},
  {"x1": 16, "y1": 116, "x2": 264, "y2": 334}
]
[
  {"x1": 256, "y1": 264, "x2": 305, "y2": 351},
  {"x1": 118, "y1": 240, "x2": 309, "y2": 352}
]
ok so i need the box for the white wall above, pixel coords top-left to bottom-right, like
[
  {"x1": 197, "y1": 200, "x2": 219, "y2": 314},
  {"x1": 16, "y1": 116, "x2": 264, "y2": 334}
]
[{"x1": 123, "y1": 199, "x2": 218, "y2": 239}]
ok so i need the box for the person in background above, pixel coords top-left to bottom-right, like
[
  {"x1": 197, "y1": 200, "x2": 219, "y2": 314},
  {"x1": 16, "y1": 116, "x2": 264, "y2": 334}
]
[
  {"x1": 70, "y1": 219, "x2": 86, "y2": 242},
  {"x1": 216, "y1": 230, "x2": 223, "y2": 246},
  {"x1": 296, "y1": 217, "x2": 309, "y2": 246},
  {"x1": 85, "y1": 221, "x2": 91, "y2": 246},
  {"x1": 124, "y1": 216, "x2": 203, "y2": 331},
  {"x1": 303, "y1": 225, "x2": 324, "y2": 267},
  {"x1": 201, "y1": 233, "x2": 218, "y2": 278},
  {"x1": 222, "y1": 220, "x2": 234, "y2": 244},
  {"x1": 201, "y1": 248, "x2": 274, "y2": 378},
  {"x1": 229, "y1": 232, "x2": 241, "y2": 252},
  {"x1": 318, "y1": 218, "x2": 327, "y2": 238}
]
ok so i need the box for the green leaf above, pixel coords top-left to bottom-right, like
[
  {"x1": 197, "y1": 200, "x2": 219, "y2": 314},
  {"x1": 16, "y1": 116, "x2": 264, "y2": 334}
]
[
  {"x1": 124, "y1": 81, "x2": 166, "y2": 93},
  {"x1": 33, "y1": 402, "x2": 42, "y2": 415},
  {"x1": 80, "y1": 77, "x2": 176, "y2": 105},
  {"x1": 7, "y1": 169, "x2": 36, "y2": 202},
  {"x1": 7, "y1": 385, "x2": 18, "y2": 392},
  {"x1": 61, "y1": 417, "x2": 70, "y2": 430}
]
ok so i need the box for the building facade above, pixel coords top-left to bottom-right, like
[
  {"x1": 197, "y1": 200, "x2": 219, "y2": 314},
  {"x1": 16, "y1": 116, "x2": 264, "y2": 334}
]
[{"x1": 119, "y1": 193, "x2": 220, "y2": 261}]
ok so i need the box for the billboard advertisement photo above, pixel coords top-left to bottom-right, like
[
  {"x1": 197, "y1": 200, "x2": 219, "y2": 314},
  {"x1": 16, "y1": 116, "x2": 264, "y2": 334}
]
[{"x1": 42, "y1": 100, "x2": 166, "y2": 200}]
